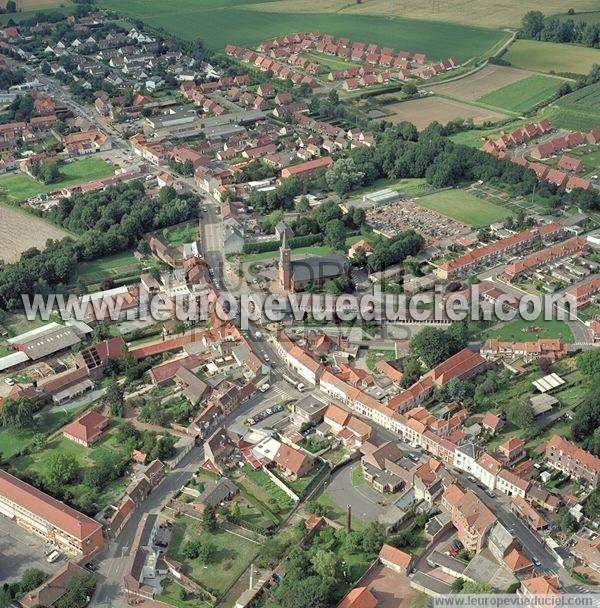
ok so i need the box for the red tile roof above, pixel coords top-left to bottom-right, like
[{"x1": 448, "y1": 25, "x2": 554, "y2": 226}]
[{"x1": 0, "y1": 469, "x2": 102, "y2": 541}]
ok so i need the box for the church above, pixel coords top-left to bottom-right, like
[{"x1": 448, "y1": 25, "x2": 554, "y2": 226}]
[{"x1": 278, "y1": 232, "x2": 350, "y2": 293}]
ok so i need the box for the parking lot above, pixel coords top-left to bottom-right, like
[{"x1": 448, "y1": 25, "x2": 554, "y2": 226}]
[{"x1": 0, "y1": 516, "x2": 62, "y2": 583}]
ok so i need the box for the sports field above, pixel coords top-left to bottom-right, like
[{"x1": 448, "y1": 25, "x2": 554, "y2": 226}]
[
  {"x1": 414, "y1": 189, "x2": 512, "y2": 227},
  {"x1": 478, "y1": 75, "x2": 564, "y2": 114},
  {"x1": 503, "y1": 39, "x2": 600, "y2": 75},
  {"x1": 548, "y1": 82, "x2": 600, "y2": 131},
  {"x1": 245, "y1": 0, "x2": 599, "y2": 29},
  {"x1": 99, "y1": 0, "x2": 504, "y2": 60}
]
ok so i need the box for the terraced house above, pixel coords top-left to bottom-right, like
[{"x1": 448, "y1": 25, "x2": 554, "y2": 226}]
[{"x1": 545, "y1": 435, "x2": 600, "y2": 488}]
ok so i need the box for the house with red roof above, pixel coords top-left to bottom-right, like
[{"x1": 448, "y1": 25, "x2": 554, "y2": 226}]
[{"x1": 62, "y1": 410, "x2": 109, "y2": 447}]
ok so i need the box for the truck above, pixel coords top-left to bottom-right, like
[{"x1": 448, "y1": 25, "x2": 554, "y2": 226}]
[{"x1": 283, "y1": 373, "x2": 305, "y2": 392}]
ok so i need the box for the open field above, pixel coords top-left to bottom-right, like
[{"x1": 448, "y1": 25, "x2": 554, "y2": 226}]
[
  {"x1": 547, "y1": 82, "x2": 600, "y2": 131},
  {"x1": 485, "y1": 317, "x2": 574, "y2": 343},
  {"x1": 382, "y1": 96, "x2": 509, "y2": 130},
  {"x1": 243, "y1": 0, "x2": 599, "y2": 29},
  {"x1": 0, "y1": 204, "x2": 70, "y2": 262},
  {"x1": 159, "y1": 224, "x2": 197, "y2": 247},
  {"x1": 478, "y1": 75, "x2": 564, "y2": 114},
  {"x1": 0, "y1": 158, "x2": 114, "y2": 203},
  {"x1": 9, "y1": 429, "x2": 130, "y2": 510},
  {"x1": 503, "y1": 39, "x2": 600, "y2": 75},
  {"x1": 428, "y1": 65, "x2": 533, "y2": 102},
  {"x1": 99, "y1": 0, "x2": 504, "y2": 60},
  {"x1": 75, "y1": 251, "x2": 143, "y2": 285},
  {"x1": 10, "y1": 0, "x2": 67, "y2": 7},
  {"x1": 414, "y1": 189, "x2": 512, "y2": 226},
  {"x1": 167, "y1": 515, "x2": 259, "y2": 596}
]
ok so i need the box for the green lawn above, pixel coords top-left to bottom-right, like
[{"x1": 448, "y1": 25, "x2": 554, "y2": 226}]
[
  {"x1": 350, "y1": 465, "x2": 366, "y2": 487},
  {"x1": 503, "y1": 39, "x2": 600, "y2": 75},
  {"x1": 485, "y1": 317, "x2": 574, "y2": 343},
  {"x1": 478, "y1": 75, "x2": 564, "y2": 114},
  {"x1": 76, "y1": 251, "x2": 142, "y2": 284},
  {"x1": 9, "y1": 428, "x2": 130, "y2": 511},
  {"x1": 0, "y1": 405, "x2": 89, "y2": 461},
  {"x1": 99, "y1": 0, "x2": 504, "y2": 61},
  {"x1": 167, "y1": 515, "x2": 259, "y2": 596},
  {"x1": 414, "y1": 189, "x2": 512, "y2": 227},
  {"x1": 365, "y1": 349, "x2": 395, "y2": 371},
  {"x1": 239, "y1": 235, "x2": 363, "y2": 263},
  {"x1": 159, "y1": 224, "x2": 198, "y2": 248},
  {"x1": 0, "y1": 159, "x2": 114, "y2": 203}
]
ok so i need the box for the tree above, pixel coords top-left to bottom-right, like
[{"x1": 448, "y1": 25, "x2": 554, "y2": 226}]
[
  {"x1": 5, "y1": 1, "x2": 16, "y2": 13},
  {"x1": 557, "y1": 507, "x2": 577, "y2": 534},
  {"x1": 325, "y1": 158, "x2": 365, "y2": 195},
  {"x1": 106, "y1": 382, "x2": 125, "y2": 417},
  {"x1": 183, "y1": 539, "x2": 203, "y2": 559},
  {"x1": 577, "y1": 350, "x2": 600, "y2": 377},
  {"x1": 55, "y1": 573, "x2": 96, "y2": 608},
  {"x1": 277, "y1": 576, "x2": 329, "y2": 608},
  {"x1": 0, "y1": 397, "x2": 36, "y2": 428},
  {"x1": 228, "y1": 500, "x2": 241, "y2": 523},
  {"x1": 403, "y1": 82, "x2": 418, "y2": 96},
  {"x1": 351, "y1": 247, "x2": 368, "y2": 268},
  {"x1": 584, "y1": 487, "x2": 600, "y2": 520},
  {"x1": 507, "y1": 400, "x2": 534, "y2": 428},
  {"x1": 198, "y1": 541, "x2": 216, "y2": 563},
  {"x1": 451, "y1": 578, "x2": 465, "y2": 593},
  {"x1": 324, "y1": 219, "x2": 347, "y2": 249},
  {"x1": 19, "y1": 569, "x2": 46, "y2": 594},
  {"x1": 361, "y1": 522, "x2": 386, "y2": 554},
  {"x1": 46, "y1": 452, "x2": 80, "y2": 489},
  {"x1": 311, "y1": 549, "x2": 341, "y2": 583},
  {"x1": 410, "y1": 326, "x2": 466, "y2": 368},
  {"x1": 202, "y1": 506, "x2": 217, "y2": 532}
]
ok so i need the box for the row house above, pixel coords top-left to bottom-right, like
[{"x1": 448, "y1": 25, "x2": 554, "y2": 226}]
[
  {"x1": 566, "y1": 276, "x2": 600, "y2": 308},
  {"x1": 273, "y1": 332, "x2": 323, "y2": 385},
  {"x1": 481, "y1": 338, "x2": 567, "y2": 362},
  {"x1": 130, "y1": 133, "x2": 168, "y2": 165},
  {"x1": 502, "y1": 236, "x2": 587, "y2": 282},
  {"x1": 436, "y1": 222, "x2": 564, "y2": 280},
  {"x1": 545, "y1": 434, "x2": 600, "y2": 487}
]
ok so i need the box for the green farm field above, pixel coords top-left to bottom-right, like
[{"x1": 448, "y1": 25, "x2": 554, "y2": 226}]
[
  {"x1": 99, "y1": 0, "x2": 504, "y2": 61},
  {"x1": 478, "y1": 75, "x2": 564, "y2": 114},
  {"x1": 503, "y1": 39, "x2": 600, "y2": 75},
  {"x1": 414, "y1": 189, "x2": 512, "y2": 227},
  {"x1": 547, "y1": 82, "x2": 600, "y2": 131}
]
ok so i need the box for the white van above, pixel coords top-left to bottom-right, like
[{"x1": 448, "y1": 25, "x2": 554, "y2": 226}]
[{"x1": 47, "y1": 550, "x2": 60, "y2": 563}]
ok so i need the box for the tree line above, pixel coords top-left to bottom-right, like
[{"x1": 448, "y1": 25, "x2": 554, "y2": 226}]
[{"x1": 520, "y1": 10, "x2": 600, "y2": 49}]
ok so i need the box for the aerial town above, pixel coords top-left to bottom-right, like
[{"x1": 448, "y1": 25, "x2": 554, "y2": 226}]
[{"x1": 0, "y1": 1, "x2": 599, "y2": 608}]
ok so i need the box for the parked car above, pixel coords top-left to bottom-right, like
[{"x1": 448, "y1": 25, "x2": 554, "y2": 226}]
[
  {"x1": 47, "y1": 550, "x2": 61, "y2": 563},
  {"x1": 259, "y1": 383, "x2": 270, "y2": 392}
]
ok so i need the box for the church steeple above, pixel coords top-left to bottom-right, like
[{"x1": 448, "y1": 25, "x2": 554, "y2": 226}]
[{"x1": 279, "y1": 230, "x2": 291, "y2": 291}]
